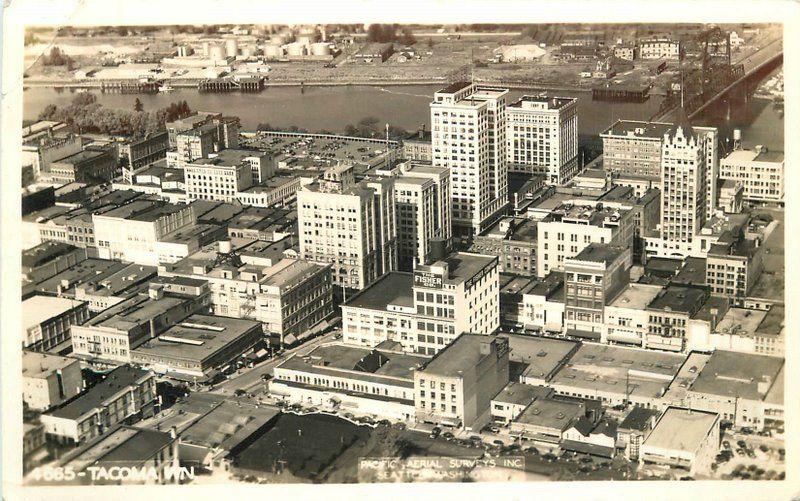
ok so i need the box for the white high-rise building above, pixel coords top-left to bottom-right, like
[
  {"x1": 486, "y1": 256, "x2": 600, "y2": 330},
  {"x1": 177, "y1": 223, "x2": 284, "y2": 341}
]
[
  {"x1": 506, "y1": 95, "x2": 579, "y2": 185},
  {"x1": 371, "y1": 161, "x2": 452, "y2": 270},
  {"x1": 297, "y1": 164, "x2": 397, "y2": 290},
  {"x1": 659, "y1": 119, "x2": 708, "y2": 258},
  {"x1": 431, "y1": 82, "x2": 509, "y2": 238}
]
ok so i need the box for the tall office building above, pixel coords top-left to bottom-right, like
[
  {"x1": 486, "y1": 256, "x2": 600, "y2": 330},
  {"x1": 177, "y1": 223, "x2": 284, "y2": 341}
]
[
  {"x1": 601, "y1": 119, "x2": 718, "y2": 221},
  {"x1": 506, "y1": 95, "x2": 579, "y2": 185},
  {"x1": 297, "y1": 164, "x2": 396, "y2": 291},
  {"x1": 372, "y1": 161, "x2": 452, "y2": 270},
  {"x1": 431, "y1": 82, "x2": 509, "y2": 238},
  {"x1": 659, "y1": 117, "x2": 708, "y2": 257}
]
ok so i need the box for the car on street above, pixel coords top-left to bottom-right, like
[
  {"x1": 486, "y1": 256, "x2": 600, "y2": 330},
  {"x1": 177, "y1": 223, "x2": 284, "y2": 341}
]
[
  {"x1": 429, "y1": 426, "x2": 441, "y2": 439},
  {"x1": 492, "y1": 439, "x2": 504, "y2": 446},
  {"x1": 442, "y1": 431, "x2": 454, "y2": 440}
]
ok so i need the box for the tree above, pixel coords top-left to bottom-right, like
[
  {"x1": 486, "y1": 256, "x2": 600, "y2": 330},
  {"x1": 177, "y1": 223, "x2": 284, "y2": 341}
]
[
  {"x1": 399, "y1": 28, "x2": 416, "y2": 46},
  {"x1": 133, "y1": 98, "x2": 144, "y2": 112},
  {"x1": 71, "y1": 92, "x2": 98, "y2": 107},
  {"x1": 116, "y1": 26, "x2": 129, "y2": 36}
]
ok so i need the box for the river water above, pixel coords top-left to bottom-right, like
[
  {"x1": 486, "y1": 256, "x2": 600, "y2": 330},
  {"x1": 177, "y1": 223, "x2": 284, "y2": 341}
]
[{"x1": 23, "y1": 73, "x2": 782, "y2": 150}]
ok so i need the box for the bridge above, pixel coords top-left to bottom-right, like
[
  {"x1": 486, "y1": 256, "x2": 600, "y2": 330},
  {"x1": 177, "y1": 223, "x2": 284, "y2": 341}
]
[{"x1": 655, "y1": 37, "x2": 783, "y2": 123}]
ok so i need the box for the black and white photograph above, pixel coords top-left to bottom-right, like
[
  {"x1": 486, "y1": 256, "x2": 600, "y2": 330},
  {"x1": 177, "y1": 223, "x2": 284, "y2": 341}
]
[{"x1": 1, "y1": 1, "x2": 797, "y2": 499}]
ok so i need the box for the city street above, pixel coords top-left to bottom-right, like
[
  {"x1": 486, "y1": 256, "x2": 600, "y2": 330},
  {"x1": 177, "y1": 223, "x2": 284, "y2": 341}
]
[{"x1": 211, "y1": 330, "x2": 340, "y2": 395}]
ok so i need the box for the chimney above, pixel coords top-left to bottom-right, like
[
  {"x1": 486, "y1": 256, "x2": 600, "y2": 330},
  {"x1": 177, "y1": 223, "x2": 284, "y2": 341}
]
[
  {"x1": 710, "y1": 308, "x2": 719, "y2": 330},
  {"x1": 149, "y1": 283, "x2": 164, "y2": 301}
]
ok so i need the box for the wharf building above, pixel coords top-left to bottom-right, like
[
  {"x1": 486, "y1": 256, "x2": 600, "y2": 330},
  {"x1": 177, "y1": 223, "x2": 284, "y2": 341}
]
[
  {"x1": 506, "y1": 95, "x2": 579, "y2": 185},
  {"x1": 40, "y1": 366, "x2": 157, "y2": 445},
  {"x1": 22, "y1": 130, "x2": 82, "y2": 181},
  {"x1": 341, "y1": 252, "x2": 500, "y2": 355},
  {"x1": 297, "y1": 163, "x2": 397, "y2": 291},
  {"x1": 165, "y1": 111, "x2": 239, "y2": 150},
  {"x1": 159, "y1": 238, "x2": 334, "y2": 345},
  {"x1": 430, "y1": 82, "x2": 509, "y2": 238},
  {"x1": 414, "y1": 334, "x2": 509, "y2": 430}
]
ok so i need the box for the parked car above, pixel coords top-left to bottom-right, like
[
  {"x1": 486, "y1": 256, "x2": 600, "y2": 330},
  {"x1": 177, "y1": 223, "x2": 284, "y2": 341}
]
[
  {"x1": 260, "y1": 374, "x2": 272, "y2": 382},
  {"x1": 542, "y1": 453, "x2": 558, "y2": 462},
  {"x1": 442, "y1": 431, "x2": 454, "y2": 440},
  {"x1": 489, "y1": 426, "x2": 500, "y2": 434},
  {"x1": 737, "y1": 440, "x2": 747, "y2": 448},
  {"x1": 429, "y1": 427, "x2": 441, "y2": 439},
  {"x1": 722, "y1": 440, "x2": 731, "y2": 449},
  {"x1": 492, "y1": 439, "x2": 505, "y2": 446},
  {"x1": 234, "y1": 389, "x2": 247, "y2": 397}
]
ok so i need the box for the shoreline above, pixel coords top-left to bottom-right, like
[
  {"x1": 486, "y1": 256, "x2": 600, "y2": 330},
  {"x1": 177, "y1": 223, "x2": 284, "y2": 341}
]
[{"x1": 23, "y1": 78, "x2": 594, "y2": 94}]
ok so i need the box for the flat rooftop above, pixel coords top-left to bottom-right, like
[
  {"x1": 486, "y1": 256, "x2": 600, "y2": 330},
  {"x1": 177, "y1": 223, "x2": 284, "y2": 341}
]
[
  {"x1": 47, "y1": 365, "x2": 151, "y2": 420},
  {"x1": 97, "y1": 199, "x2": 188, "y2": 222},
  {"x1": 551, "y1": 342, "x2": 686, "y2": 399},
  {"x1": 177, "y1": 398, "x2": 279, "y2": 451},
  {"x1": 515, "y1": 396, "x2": 584, "y2": 430},
  {"x1": 22, "y1": 351, "x2": 79, "y2": 379},
  {"x1": 571, "y1": 243, "x2": 626, "y2": 265},
  {"x1": 493, "y1": 382, "x2": 552, "y2": 406},
  {"x1": 82, "y1": 293, "x2": 187, "y2": 332},
  {"x1": 74, "y1": 263, "x2": 157, "y2": 297},
  {"x1": 344, "y1": 272, "x2": 414, "y2": 311},
  {"x1": 420, "y1": 334, "x2": 504, "y2": 379},
  {"x1": 442, "y1": 252, "x2": 497, "y2": 284},
  {"x1": 715, "y1": 308, "x2": 768, "y2": 337},
  {"x1": 278, "y1": 343, "x2": 426, "y2": 388},
  {"x1": 500, "y1": 334, "x2": 578, "y2": 382},
  {"x1": 643, "y1": 407, "x2": 718, "y2": 453},
  {"x1": 52, "y1": 148, "x2": 108, "y2": 165},
  {"x1": 756, "y1": 305, "x2": 784, "y2": 336},
  {"x1": 722, "y1": 148, "x2": 784, "y2": 164},
  {"x1": 22, "y1": 295, "x2": 83, "y2": 331},
  {"x1": 499, "y1": 274, "x2": 539, "y2": 296},
  {"x1": 608, "y1": 283, "x2": 664, "y2": 311},
  {"x1": 601, "y1": 120, "x2": 672, "y2": 140},
  {"x1": 508, "y1": 95, "x2": 576, "y2": 111},
  {"x1": 22, "y1": 241, "x2": 80, "y2": 269},
  {"x1": 646, "y1": 285, "x2": 707, "y2": 315},
  {"x1": 133, "y1": 314, "x2": 261, "y2": 363},
  {"x1": 689, "y1": 350, "x2": 784, "y2": 401},
  {"x1": 64, "y1": 426, "x2": 173, "y2": 471},
  {"x1": 31, "y1": 259, "x2": 130, "y2": 295}
]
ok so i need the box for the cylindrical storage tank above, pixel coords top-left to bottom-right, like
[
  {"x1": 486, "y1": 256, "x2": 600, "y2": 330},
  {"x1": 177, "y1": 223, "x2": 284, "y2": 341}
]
[
  {"x1": 241, "y1": 45, "x2": 254, "y2": 58},
  {"x1": 733, "y1": 129, "x2": 742, "y2": 142},
  {"x1": 286, "y1": 42, "x2": 306, "y2": 56},
  {"x1": 311, "y1": 42, "x2": 331, "y2": 56},
  {"x1": 296, "y1": 35, "x2": 313, "y2": 47},
  {"x1": 264, "y1": 44, "x2": 284, "y2": 59},
  {"x1": 209, "y1": 44, "x2": 225, "y2": 61},
  {"x1": 202, "y1": 41, "x2": 210, "y2": 57},
  {"x1": 225, "y1": 38, "x2": 238, "y2": 58},
  {"x1": 219, "y1": 240, "x2": 232, "y2": 254}
]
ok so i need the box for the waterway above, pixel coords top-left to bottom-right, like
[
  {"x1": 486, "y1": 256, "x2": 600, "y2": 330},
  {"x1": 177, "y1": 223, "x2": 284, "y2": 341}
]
[
  {"x1": 23, "y1": 68, "x2": 782, "y2": 151},
  {"x1": 23, "y1": 84, "x2": 665, "y2": 138}
]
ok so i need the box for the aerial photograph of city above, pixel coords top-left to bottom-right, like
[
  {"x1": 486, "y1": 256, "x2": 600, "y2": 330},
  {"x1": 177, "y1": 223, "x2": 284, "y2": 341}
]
[{"x1": 11, "y1": 18, "x2": 788, "y2": 490}]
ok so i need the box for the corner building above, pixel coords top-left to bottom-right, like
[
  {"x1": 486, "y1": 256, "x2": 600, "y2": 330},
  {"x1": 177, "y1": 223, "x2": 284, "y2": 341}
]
[{"x1": 342, "y1": 252, "x2": 500, "y2": 355}]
